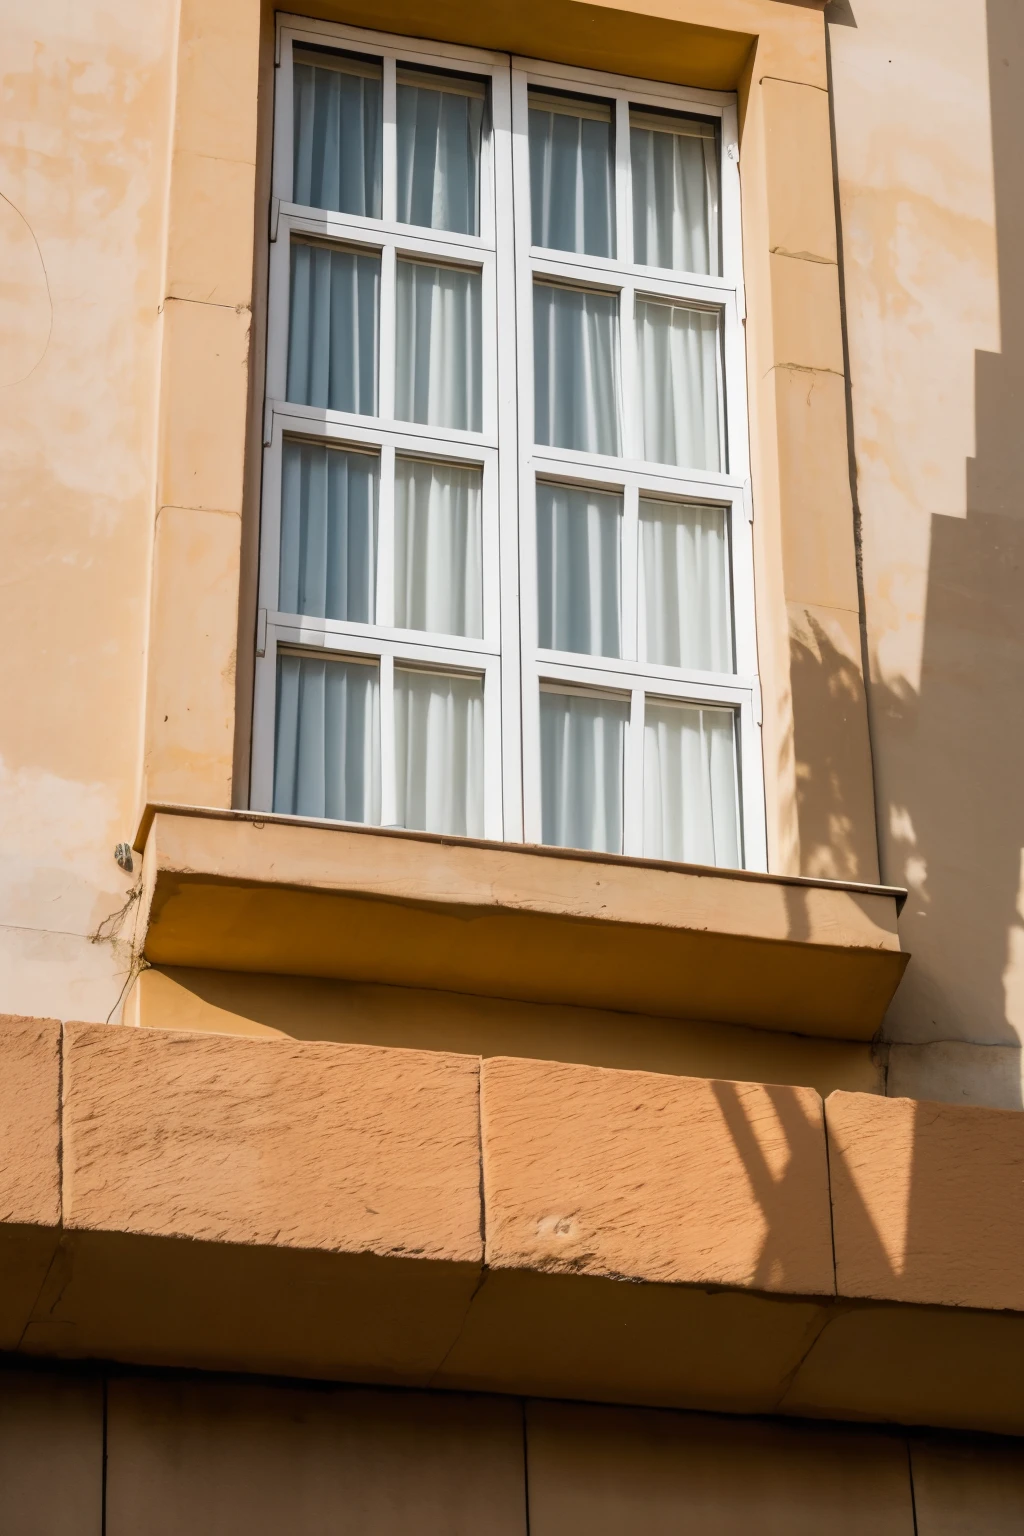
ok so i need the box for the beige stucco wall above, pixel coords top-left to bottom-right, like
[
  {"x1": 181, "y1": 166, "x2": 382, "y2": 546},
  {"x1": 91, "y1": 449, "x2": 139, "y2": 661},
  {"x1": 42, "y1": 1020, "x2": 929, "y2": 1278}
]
[
  {"x1": 3, "y1": 0, "x2": 1022, "y2": 1111},
  {"x1": 829, "y1": 0, "x2": 1024, "y2": 1108},
  {"x1": 0, "y1": 0, "x2": 177, "y2": 1021}
]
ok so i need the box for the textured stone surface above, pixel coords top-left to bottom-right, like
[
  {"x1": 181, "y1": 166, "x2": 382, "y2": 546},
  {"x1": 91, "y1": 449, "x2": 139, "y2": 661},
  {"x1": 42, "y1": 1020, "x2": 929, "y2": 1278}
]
[
  {"x1": 827, "y1": 1091, "x2": 1024, "y2": 1310},
  {"x1": 481, "y1": 1057, "x2": 834, "y2": 1295},
  {"x1": 0, "y1": 1015, "x2": 60, "y2": 1227},
  {"x1": 62, "y1": 1023, "x2": 482, "y2": 1262}
]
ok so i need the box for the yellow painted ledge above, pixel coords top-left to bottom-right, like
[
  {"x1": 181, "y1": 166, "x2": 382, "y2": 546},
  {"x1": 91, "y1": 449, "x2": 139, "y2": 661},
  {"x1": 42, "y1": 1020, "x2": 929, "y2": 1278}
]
[{"x1": 133, "y1": 805, "x2": 907, "y2": 1039}]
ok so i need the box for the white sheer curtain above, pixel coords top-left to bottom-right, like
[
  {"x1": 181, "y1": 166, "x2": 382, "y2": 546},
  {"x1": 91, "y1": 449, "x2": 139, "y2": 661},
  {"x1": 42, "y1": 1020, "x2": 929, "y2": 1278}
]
[
  {"x1": 536, "y1": 482, "x2": 621, "y2": 657},
  {"x1": 534, "y1": 282, "x2": 621, "y2": 455},
  {"x1": 630, "y1": 114, "x2": 719, "y2": 275},
  {"x1": 395, "y1": 260, "x2": 482, "y2": 431},
  {"x1": 540, "y1": 691, "x2": 627, "y2": 853},
  {"x1": 279, "y1": 441, "x2": 377, "y2": 623},
  {"x1": 287, "y1": 242, "x2": 380, "y2": 414},
  {"x1": 528, "y1": 94, "x2": 614, "y2": 257},
  {"x1": 640, "y1": 498, "x2": 732, "y2": 672},
  {"x1": 636, "y1": 299, "x2": 721, "y2": 470},
  {"x1": 397, "y1": 73, "x2": 484, "y2": 236},
  {"x1": 395, "y1": 458, "x2": 483, "y2": 637},
  {"x1": 273, "y1": 654, "x2": 380, "y2": 823},
  {"x1": 643, "y1": 701, "x2": 739, "y2": 866},
  {"x1": 395, "y1": 669, "x2": 484, "y2": 836},
  {"x1": 292, "y1": 52, "x2": 382, "y2": 217}
]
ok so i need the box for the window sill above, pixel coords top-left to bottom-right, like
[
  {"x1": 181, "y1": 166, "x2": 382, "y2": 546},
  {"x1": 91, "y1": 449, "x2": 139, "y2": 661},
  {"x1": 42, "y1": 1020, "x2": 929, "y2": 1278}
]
[{"x1": 134, "y1": 806, "x2": 908, "y2": 1039}]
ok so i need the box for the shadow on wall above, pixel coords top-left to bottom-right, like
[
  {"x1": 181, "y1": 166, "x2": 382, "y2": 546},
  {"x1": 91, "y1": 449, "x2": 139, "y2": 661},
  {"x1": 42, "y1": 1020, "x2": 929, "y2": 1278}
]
[
  {"x1": 813, "y1": 0, "x2": 1024, "y2": 1108},
  {"x1": 880, "y1": 0, "x2": 1024, "y2": 1104}
]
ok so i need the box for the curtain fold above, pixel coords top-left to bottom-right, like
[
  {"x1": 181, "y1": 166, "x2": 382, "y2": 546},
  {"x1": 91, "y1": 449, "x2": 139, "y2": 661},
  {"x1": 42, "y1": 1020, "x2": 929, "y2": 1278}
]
[
  {"x1": 540, "y1": 691, "x2": 626, "y2": 853},
  {"x1": 636, "y1": 298, "x2": 721, "y2": 470},
  {"x1": 536, "y1": 482, "x2": 621, "y2": 657},
  {"x1": 397, "y1": 77, "x2": 484, "y2": 235},
  {"x1": 395, "y1": 260, "x2": 482, "y2": 431},
  {"x1": 395, "y1": 458, "x2": 483, "y2": 637},
  {"x1": 630, "y1": 117, "x2": 719, "y2": 275},
  {"x1": 273, "y1": 654, "x2": 380, "y2": 823},
  {"x1": 279, "y1": 441, "x2": 378, "y2": 623},
  {"x1": 395, "y1": 669, "x2": 484, "y2": 836},
  {"x1": 534, "y1": 282, "x2": 621, "y2": 455},
  {"x1": 643, "y1": 701, "x2": 739, "y2": 866},
  {"x1": 639, "y1": 498, "x2": 732, "y2": 671},
  {"x1": 287, "y1": 242, "x2": 380, "y2": 414},
  {"x1": 292, "y1": 55, "x2": 383, "y2": 218},
  {"x1": 528, "y1": 97, "x2": 614, "y2": 257}
]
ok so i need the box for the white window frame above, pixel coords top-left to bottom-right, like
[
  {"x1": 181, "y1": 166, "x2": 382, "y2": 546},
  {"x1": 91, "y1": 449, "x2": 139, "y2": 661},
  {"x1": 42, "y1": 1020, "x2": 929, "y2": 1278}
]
[
  {"x1": 511, "y1": 56, "x2": 765, "y2": 869},
  {"x1": 254, "y1": 16, "x2": 766, "y2": 871},
  {"x1": 255, "y1": 20, "x2": 518, "y2": 840}
]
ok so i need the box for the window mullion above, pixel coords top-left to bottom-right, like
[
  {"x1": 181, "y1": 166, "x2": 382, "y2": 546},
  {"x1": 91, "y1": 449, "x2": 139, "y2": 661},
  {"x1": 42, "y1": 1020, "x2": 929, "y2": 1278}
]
[
  {"x1": 379, "y1": 651, "x2": 397, "y2": 826},
  {"x1": 614, "y1": 96, "x2": 632, "y2": 267},
  {"x1": 378, "y1": 243, "x2": 397, "y2": 423},
  {"x1": 376, "y1": 440, "x2": 396, "y2": 628},
  {"x1": 623, "y1": 686, "x2": 645, "y2": 857},
  {"x1": 622, "y1": 481, "x2": 639, "y2": 665},
  {"x1": 619, "y1": 280, "x2": 637, "y2": 460},
  {"x1": 382, "y1": 57, "x2": 397, "y2": 223}
]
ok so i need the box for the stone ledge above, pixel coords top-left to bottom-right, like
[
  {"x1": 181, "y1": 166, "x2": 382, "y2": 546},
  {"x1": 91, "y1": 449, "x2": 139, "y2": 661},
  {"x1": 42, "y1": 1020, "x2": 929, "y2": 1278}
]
[
  {"x1": 4, "y1": 1020, "x2": 1024, "y2": 1434},
  {"x1": 134, "y1": 805, "x2": 908, "y2": 1038}
]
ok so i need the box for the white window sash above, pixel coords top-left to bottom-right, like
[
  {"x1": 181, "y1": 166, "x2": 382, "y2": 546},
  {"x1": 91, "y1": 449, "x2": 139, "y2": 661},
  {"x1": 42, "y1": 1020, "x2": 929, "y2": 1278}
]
[{"x1": 511, "y1": 56, "x2": 762, "y2": 869}]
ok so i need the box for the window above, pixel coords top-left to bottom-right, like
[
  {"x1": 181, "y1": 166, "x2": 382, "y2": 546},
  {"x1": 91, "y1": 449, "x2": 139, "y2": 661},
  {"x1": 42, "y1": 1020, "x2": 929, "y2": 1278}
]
[{"x1": 253, "y1": 21, "x2": 765, "y2": 872}]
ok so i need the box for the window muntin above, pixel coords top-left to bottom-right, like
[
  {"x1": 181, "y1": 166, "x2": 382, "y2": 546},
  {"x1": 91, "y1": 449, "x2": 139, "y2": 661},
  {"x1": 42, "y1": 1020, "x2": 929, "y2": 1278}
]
[
  {"x1": 258, "y1": 23, "x2": 763, "y2": 871},
  {"x1": 395, "y1": 457, "x2": 483, "y2": 638},
  {"x1": 639, "y1": 497, "x2": 733, "y2": 673},
  {"x1": 528, "y1": 90, "x2": 615, "y2": 258},
  {"x1": 533, "y1": 282, "x2": 621, "y2": 456},
  {"x1": 286, "y1": 242, "x2": 380, "y2": 415},
  {"x1": 396, "y1": 69, "x2": 486, "y2": 236},
  {"x1": 630, "y1": 110, "x2": 720, "y2": 276},
  {"x1": 634, "y1": 297, "x2": 723, "y2": 470},
  {"x1": 540, "y1": 687, "x2": 627, "y2": 854},
  {"x1": 279, "y1": 440, "x2": 378, "y2": 623},
  {"x1": 536, "y1": 482, "x2": 622, "y2": 659},
  {"x1": 395, "y1": 666, "x2": 485, "y2": 835},
  {"x1": 273, "y1": 652, "x2": 381, "y2": 823},
  {"x1": 395, "y1": 259, "x2": 483, "y2": 431},
  {"x1": 293, "y1": 50, "x2": 383, "y2": 218},
  {"x1": 643, "y1": 699, "x2": 740, "y2": 865}
]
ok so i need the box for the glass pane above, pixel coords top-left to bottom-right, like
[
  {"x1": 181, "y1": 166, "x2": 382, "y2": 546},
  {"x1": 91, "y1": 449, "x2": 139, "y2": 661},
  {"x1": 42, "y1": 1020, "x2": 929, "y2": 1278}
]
[
  {"x1": 631, "y1": 113, "x2": 719, "y2": 275},
  {"x1": 273, "y1": 654, "x2": 380, "y2": 823},
  {"x1": 397, "y1": 71, "x2": 485, "y2": 236},
  {"x1": 287, "y1": 242, "x2": 380, "y2": 415},
  {"x1": 395, "y1": 459, "x2": 483, "y2": 638},
  {"x1": 293, "y1": 51, "x2": 382, "y2": 218},
  {"x1": 395, "y1": 669, "x2": 484, "y2": 837},
  {"x1": 279, "y1": 441, "x2": 378, "y2": 623},
  {"x1": 636, "y1": 299, "x2": 721, "y2": 470},
  {"x1": 540, "y1": 690, "x2": 627, "y2": 854},
  {"x1": 395, "y1": 261, "x2": 483, "y2": 431},
  {"x1": 639, "y1": 498, "x2": 733, "y2": 672},
  {"x1": 536, "y1": 482, "x2": 621, "y2": 658},
  {"x1": 529, "y1": 91, "x2": 614, "y2": 257},
  {"x1": 643, "y1": 701, "x2": 739, "y2": 867},
  {"x1": 534, "y1": 283, "x2": 621, "y2": 455}
]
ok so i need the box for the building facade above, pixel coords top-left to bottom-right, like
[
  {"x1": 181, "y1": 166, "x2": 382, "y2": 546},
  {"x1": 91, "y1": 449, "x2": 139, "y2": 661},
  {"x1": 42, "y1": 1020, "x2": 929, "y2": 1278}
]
[{"x1": 1, "y1": 0, "x2": 1023, "y2": 1526}]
